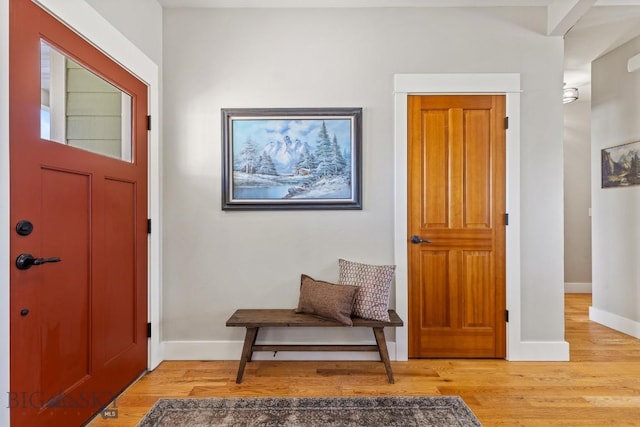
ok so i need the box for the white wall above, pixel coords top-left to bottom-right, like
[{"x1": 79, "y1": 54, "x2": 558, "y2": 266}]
[
  {"x1": 590, "y1": 35, "x2": 640, "y2": 338},
  {"x1": 85, "y1": 0, "x2": 163, "y2": 66},
  {"x1": 162, "y1": 6, "x2": 567, "y2": 359},
  {"x1": 563, "y1": 98, "x2": 592, "y2": 291}
]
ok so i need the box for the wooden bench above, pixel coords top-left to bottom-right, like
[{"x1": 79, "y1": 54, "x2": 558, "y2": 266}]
[{"x1": 226, "y1": 309, "x2": 404, "y2": 384}]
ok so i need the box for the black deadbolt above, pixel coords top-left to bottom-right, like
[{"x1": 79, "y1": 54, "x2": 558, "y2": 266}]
[
  {"x1": 16, "y1": 220, "x2": 34, "y2": 236},
  {"x1": 20, "y1": 309, "x2": 29, "y2": 317}
]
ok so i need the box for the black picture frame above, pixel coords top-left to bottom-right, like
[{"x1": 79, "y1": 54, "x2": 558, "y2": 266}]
[{"x1": 221, "y1": 107, "x2": 362, "y2": 210}]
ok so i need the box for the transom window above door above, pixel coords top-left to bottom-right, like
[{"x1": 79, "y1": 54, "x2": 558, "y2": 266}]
[{"x1": 40, "y1": 39, "x2": 133, "y2": 162}]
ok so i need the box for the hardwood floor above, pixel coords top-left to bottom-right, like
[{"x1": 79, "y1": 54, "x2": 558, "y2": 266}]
[{"x1": 88, "y1": 294, "x2": 640, "y2": 426}]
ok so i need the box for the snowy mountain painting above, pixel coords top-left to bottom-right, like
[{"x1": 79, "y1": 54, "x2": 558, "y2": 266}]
[
  {"x1": 602, "y1": 140, "x2": 640, "y2": 188},
  {"x1": 223, "y1": 109, "x2": 362, "y2": 209}
]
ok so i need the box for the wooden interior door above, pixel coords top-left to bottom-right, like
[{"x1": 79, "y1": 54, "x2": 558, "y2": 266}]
[
  {"x1": 408, "y1": 94, "x2": 506, "y2": 358},
  {"x1": 9, "y1": 1, "x2": 148, "y2": 425}
]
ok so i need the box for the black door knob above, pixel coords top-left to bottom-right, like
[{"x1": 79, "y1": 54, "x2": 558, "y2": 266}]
[
  {"x1": 15, "y1": 253, "x2": 61, "y2": 270},
  {"x1": 410, "y1": 235, "x2": 432, "y2": 244}
]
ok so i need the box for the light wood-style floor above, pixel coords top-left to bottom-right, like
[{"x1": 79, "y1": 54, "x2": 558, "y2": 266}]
[{"x1": 88, "y1": 294, "x2": 640, "y2": 426}]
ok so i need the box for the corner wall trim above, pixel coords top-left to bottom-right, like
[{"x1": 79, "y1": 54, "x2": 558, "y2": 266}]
[{"x1": 590, "y1": 306, "x2": 640, "y2": 339}]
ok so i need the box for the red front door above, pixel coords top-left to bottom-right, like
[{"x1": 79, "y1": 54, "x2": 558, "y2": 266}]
[{"x1": 9, "y1": 1, "x2": 149, "y2": 425}]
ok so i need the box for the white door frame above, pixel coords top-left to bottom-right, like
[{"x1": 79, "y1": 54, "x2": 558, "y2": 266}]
[
  {"x1": 1, "y1": 1, "x2": 10, "y2": 425},
  {"x1": 393, "y1": 73, "x2": 522, "y2": 361},
  {"x1": 0, "y1": 2, "x2": 161, "y2": 424}
]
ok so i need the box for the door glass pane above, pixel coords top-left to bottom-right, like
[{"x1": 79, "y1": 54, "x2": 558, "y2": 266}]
[{"x1": 40, "y1": 40, "x2": 133, "y2": 162}]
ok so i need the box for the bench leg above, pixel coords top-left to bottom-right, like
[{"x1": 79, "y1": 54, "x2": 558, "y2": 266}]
[
  {"x1": 236, "y1": 327, "x2": 258, "y2": 384},
  {"x1": 372, "y1": 327, "x2": 395, "y2": 384}
]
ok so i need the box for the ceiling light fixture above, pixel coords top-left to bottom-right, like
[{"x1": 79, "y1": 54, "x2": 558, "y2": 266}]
[{"x1": 563, "y1": 85, "x2": 579, "y2": 104}]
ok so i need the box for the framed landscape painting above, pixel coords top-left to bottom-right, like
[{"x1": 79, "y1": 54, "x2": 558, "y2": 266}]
[
  {"x1": 601, "y1": 140, "x2": 640, "y2": 188},
  {"x1": 221, "y1": 107, "x2": 362, "y2": 210}
]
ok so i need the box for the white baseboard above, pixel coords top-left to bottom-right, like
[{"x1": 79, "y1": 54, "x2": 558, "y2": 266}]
[
  {"x1": 161, "y1": 340, "x2": 399, "y2": 361},
  {"x1": 589, "y1": 307, "x2": 640, "y2": 339},
  {"x1": 507, "y1": 340, "x2": 570, "y2": 361},
  {"x1": 564, "y1": 282, "x2": 592, "y2": 293}
]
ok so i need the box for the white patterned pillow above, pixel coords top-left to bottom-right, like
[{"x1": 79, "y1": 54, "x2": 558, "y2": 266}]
[{"x1": 338, "y1": 258, "x2": 396, "y2": 322}]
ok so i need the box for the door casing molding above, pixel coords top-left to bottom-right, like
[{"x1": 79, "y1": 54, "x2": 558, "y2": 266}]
[
  {"x1": 1, "y1": 1, "x2": 10, "y2": 426},
  {"x1": 393, "y1": 73, "x2": 523, "y2": 361}
]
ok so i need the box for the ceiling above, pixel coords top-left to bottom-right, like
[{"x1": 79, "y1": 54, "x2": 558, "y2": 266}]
[
  {"x1": 565, "y1": 4, "x2": 640, "y2": 100},
  {"x1": 155, "y1": 0, "x2": 640, "y2": 101}
]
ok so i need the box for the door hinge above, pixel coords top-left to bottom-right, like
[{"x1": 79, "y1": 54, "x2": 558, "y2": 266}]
[
  {"x1": 147, "y1": 115, "x2": 152, "y2": 131},
  {"x1": 504, "y1": 116, "x2": 509, "y2": 130},
  {"x1": 147, "y1": 322, "x2": 152, "y2": 338},
  {"x1": 505, "y1": 310, "x2": 509, "y2": 322},
  {"x1": 505, "y1": 213, "x2": 509, "y2": 226},
  {"x1": 147, "y1": 219, "x2": 152, "y2": 234}
]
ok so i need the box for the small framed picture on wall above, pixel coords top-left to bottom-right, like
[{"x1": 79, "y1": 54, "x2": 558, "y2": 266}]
[{"x1": 601, "y1": 140, "x2": 640, "y2": 188}]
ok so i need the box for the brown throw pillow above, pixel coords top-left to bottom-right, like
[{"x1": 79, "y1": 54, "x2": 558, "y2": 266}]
[{"x1": 295, "y1": 274, "x2": 358, "y2": 326}]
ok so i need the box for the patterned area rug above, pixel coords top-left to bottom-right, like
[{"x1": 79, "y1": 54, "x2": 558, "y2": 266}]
[{"x1": 136, "y1": 396, "x2": 481, "y2": 426}]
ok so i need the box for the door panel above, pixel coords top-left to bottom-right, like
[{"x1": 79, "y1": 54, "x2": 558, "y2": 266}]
[
  {"x1": 40, "y1": 168, "x2": 91, "y2": 402},
  {"x1": 421, "y1": 111, "x2": 449, "y2": 228},
  {"x1": 10, "y1": 0, "x2": 148, "y2": 425},
  {"x1": 420, "y1": 251, "x2": 450, "y2": 327},
  {"x1": 103, "y1": 178, "x2": 137, "y2": 360},
  {"x1": 461, "y1": 251, "x2": 493, "y2": 327},
  {"x1": 408, "y1": 95, "x2": 506, "y2": 358},
  {"x1": 464, "y1": 110, "x2": 491, "y2": 227}
]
